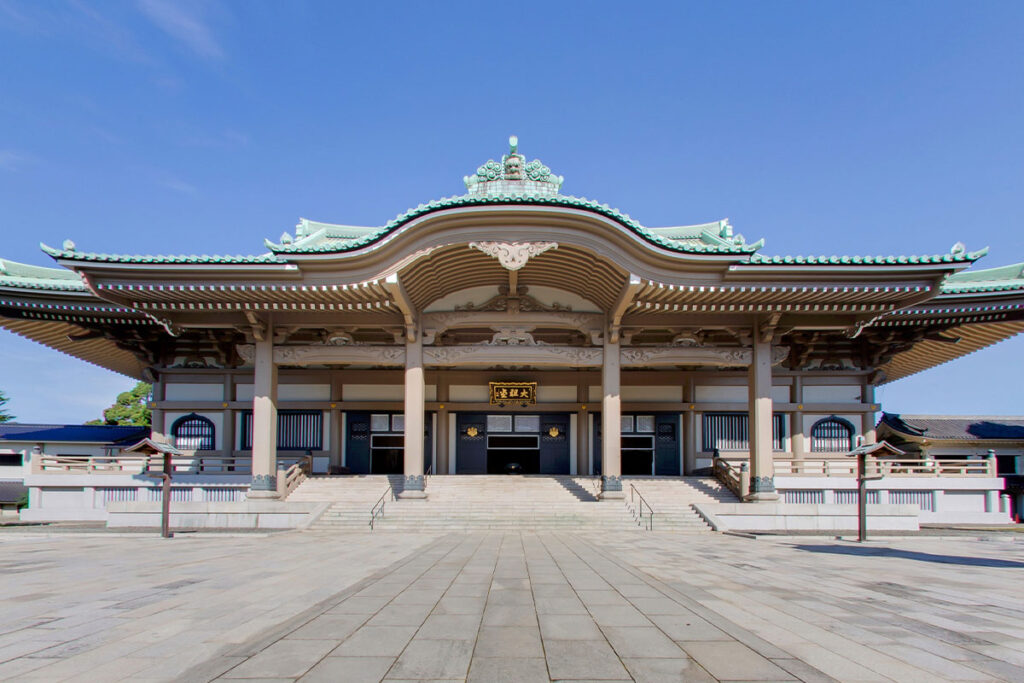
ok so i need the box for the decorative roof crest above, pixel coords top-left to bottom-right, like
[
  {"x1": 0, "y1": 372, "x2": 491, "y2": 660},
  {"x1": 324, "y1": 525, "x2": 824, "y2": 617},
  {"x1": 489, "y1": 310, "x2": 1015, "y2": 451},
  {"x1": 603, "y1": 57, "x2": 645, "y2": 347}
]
[{"x1": 463, "y1": 136, "x2": 564, "y2": 197}]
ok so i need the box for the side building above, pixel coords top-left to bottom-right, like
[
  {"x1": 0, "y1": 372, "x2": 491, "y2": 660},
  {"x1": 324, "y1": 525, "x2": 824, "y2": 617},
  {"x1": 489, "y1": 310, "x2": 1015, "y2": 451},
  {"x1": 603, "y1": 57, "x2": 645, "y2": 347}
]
[{"x1": 0, "y1": 138, "x2": 1020, "y2": 526}]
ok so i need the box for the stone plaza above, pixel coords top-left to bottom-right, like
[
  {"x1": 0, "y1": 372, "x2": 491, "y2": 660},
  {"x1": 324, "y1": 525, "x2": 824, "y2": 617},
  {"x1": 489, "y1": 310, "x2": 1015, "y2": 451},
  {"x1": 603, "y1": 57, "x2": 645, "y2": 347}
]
[{"x1": 0, "y1": 529, "x2": 1022, "y2": 682}]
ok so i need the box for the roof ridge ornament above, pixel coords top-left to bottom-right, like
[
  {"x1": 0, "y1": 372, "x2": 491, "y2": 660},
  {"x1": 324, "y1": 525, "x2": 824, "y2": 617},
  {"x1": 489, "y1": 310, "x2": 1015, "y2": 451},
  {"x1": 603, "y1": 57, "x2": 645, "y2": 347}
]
[{"x1": 463, "y1": 135, "x2": 564, "y2": 197}]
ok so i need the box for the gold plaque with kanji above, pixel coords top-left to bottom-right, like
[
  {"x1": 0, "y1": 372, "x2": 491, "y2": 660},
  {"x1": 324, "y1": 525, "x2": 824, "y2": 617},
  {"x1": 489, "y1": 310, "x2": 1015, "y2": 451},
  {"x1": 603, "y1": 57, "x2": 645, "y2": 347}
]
[{"x1": 489, "y1": 381, "x2": 537, "y2": 405}]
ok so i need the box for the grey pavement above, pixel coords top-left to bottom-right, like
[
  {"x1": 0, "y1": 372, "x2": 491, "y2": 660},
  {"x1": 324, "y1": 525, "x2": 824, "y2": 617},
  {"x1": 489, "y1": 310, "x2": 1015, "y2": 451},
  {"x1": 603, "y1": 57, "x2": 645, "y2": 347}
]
[{"x1": 0, "y1": 530, "x2": 1021, "y2": 681}]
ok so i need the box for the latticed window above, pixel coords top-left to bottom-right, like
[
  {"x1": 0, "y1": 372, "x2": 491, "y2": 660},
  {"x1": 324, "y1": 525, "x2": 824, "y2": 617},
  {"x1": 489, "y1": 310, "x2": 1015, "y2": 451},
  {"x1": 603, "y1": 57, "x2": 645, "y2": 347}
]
[
  {"x1": 810, "y1": 416, "x2": 855, "y2": 452},
  {"x1": 240, "y1": 411, "x2": 323, "y2": 451},
  {"x1": 701, "y1": 412, "x2": 785, "y2": 452},
  {"x1": 171, "y1": 413, "x2": 215, "y2": 451}
]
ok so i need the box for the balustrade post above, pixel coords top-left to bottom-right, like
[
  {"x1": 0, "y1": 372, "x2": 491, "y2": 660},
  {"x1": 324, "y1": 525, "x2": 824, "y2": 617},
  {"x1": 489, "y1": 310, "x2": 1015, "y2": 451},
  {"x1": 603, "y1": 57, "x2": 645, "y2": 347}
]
[{"x1": 740, "y1": 462, "x2": 750, "y2": 498}]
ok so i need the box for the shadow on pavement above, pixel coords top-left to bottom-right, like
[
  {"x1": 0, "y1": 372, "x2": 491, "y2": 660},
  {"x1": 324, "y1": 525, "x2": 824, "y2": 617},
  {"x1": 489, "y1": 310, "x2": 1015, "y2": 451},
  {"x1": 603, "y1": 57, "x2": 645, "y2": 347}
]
[{"x1": 791, "y1": 544, "x2": 1024, "y2": 568}]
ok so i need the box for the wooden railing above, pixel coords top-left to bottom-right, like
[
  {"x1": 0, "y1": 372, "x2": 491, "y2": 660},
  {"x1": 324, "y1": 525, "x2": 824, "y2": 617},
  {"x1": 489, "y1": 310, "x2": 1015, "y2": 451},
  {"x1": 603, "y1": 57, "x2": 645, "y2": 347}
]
[
  {"x1": 277, "y1": 455, "x2": 314, "y2": 498},
  {"x1": 713, "y1": 456, "x2": 749, "y2": 499},
  {"x1": 774, "y1": 458, "x2": 996, "y2": 477}
]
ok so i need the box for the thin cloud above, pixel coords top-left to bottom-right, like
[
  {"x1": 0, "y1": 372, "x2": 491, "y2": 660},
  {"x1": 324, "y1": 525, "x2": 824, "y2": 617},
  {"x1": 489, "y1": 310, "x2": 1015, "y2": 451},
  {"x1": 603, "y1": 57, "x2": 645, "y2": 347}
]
[
  {"x1": 136, "y1": 0, "x2": 223, "y2": 60},
  {"x1": 159, "y1": 176, "x2": 199, "y2": 194},
  {"x1": 0, "y1": 150, "x2": 32, "y2": 171}
]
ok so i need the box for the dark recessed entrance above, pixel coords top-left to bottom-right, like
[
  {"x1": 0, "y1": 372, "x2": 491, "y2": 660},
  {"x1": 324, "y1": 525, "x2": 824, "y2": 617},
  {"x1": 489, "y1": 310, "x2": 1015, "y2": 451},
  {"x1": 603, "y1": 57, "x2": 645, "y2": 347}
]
[{"x1": 456, "y1": 412, "x2": 570, "y2": 474}]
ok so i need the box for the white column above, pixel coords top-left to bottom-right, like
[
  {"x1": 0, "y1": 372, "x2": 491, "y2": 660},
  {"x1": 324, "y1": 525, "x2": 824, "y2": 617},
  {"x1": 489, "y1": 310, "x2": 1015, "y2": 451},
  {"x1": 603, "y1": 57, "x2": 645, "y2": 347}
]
[
  {"x1": 600, "y1": 339, "x2": 623, "y2": 499},
  {"x1": 249, "y1": 335, "x2": 278, "y2": 498},
  {"x1": 862, "y1": 383, "x2": 878, "y2": 444},
  {"x1": 746, "y1": 336, "x2": 779, "y2": 501},
  {"x1": 683, "y1": 376, "x2": 697, "y2": 475},
  {"x1": 398, "y1": 332, "x2": 426, "y2": 499}
]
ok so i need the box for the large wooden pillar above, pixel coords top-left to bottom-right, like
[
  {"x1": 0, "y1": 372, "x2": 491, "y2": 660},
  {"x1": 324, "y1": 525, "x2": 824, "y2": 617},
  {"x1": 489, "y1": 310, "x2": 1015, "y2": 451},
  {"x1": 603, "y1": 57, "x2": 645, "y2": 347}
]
[
  {"x1": 683, "y1": 376, "x2": 697, "y2": 475},
  {"x1": 746, "y1": 336, "x2": 778, "y2": 501},
  {"x1": 249, "y1": 335, "x2": 279, "y2": 498},
  {"x1": 576, "y1": 382, "x2": 589, "y2": 477},
  {"x1": 791, "y1": 376, "x2": 806, "y2": 463},
  {"x1": 399, "y1": 331, "x2": 426, "y2": 498},
  {"x1": 600, "y1": 339, "x2": 624, "y2": 499},
  {"x1": 436, "y1": 377, "x2": 450, "y2": 476}
]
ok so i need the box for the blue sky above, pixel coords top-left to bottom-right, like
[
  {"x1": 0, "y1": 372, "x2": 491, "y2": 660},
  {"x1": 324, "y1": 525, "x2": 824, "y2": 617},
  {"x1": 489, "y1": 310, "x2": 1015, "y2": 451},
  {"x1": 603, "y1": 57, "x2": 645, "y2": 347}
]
[{"x1": 1, "y1": 1, "x2": 1023, "y2": 423}]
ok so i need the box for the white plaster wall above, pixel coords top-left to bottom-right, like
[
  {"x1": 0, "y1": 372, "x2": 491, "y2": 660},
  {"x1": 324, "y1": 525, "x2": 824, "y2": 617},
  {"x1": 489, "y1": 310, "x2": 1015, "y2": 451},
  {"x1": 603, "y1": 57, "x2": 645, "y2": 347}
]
[
  {"x1": 622, "y1": 386, "x2": 682, "y2": 402},
  {"x1": 425, "y1": 385, "x2": 438, "y2": 402},
  {"x1": 279, "y1": 384, "x2": 331, "y2": 401},
  {"x1": 164, "y1": 383, "x2": 223, "y2": 402},
  {"x1": 588, "y1": 385, "x2": 602, "y2": 404},
  {"x1": 804, "y1": 385, "x2": 862, "y2": 403},
  {"x1": 537, "y1": 385, "x2": 577, "y2": 402},
  {"x1": 343, "y1": 384, "x2": 404, "y2": 401},
  {"x1": 450, "y1": 385, "x2": 489, "y2": 402},
  {"x1": 166, "y1": 411, "x2": 224, "y2": 450},
  {"x1": 236, "y1": 384, "x2": 254, "y2": 401},
  {"x1": 695, "y1": 385, "x2": 790, "y2": 403}
]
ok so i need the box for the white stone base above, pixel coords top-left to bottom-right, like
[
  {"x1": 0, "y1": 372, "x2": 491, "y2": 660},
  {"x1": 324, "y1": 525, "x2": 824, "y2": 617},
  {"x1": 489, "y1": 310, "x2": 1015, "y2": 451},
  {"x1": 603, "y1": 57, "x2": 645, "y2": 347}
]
[
  {"x1": 693, "y1": 503, "x2": 921, "y2": 532},
  {"x1": 106, "y1": 501, "x2": 325, "y2": 529}
]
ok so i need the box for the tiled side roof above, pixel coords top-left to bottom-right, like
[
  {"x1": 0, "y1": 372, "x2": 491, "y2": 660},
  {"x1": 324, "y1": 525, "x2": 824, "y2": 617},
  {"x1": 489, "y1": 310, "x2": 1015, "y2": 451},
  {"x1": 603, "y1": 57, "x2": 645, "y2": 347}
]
[
  {"x1": 940, "y1": 262, "x2": 1024, "y2": 294},
  {"x1": 267, "y1": 195, "x2": 759, "y2": 256},
  {"x1": 0, "y1": 258, "x2": 86, "y2": 291},
  {"x1": 0, "y1": 424, "x2": 150, "y2": 444},
  {"x1": 744, "y1": 248, "x2": 987, "y2": 267},
  {"x1": 879, "y1": 413, "x2": 1024, "y2": 440},
  {"x1": 39, "y1": 244, "x2": 283, "y2": 265}
]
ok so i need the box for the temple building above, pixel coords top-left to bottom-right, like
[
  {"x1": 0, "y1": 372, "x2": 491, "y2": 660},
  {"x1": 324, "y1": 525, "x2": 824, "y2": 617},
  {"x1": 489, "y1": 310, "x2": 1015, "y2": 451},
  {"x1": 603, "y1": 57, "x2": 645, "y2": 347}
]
[{"x1": 1, "y1": 137, "x2": 1021, "y2": 527}]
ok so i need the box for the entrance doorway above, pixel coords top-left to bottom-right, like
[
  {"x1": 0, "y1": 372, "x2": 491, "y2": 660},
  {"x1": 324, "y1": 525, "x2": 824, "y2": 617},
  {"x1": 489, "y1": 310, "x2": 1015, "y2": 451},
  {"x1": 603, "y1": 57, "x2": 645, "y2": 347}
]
[
  {"x1": 592, "y1": 413, "x2": 682, "y2": 476},
  {"x1": 455, "y1": 412, "x2": 570, "y2": 474},
  {"x1": 343, "y1": 411, "x2": 433, "y2": 475}
]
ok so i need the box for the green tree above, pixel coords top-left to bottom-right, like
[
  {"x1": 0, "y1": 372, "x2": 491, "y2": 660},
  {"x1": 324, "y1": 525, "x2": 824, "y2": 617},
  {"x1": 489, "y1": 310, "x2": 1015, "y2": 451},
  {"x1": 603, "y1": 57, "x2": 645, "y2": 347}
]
[
  {"x1": 87, "y1": 382, "x2": 152, "y2": 426},
  {"x1": 0, "y1": 390, "x2": 13, "y2": 423}
]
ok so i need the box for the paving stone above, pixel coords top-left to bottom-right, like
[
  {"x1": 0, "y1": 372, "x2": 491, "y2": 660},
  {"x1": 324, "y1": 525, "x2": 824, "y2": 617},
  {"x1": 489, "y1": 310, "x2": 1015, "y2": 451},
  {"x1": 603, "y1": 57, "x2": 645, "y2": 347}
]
[
  {"x1": 539, "y1": 614, "x2": 605, "y2": 640},
  {"x1": 587, "y1": 603, "x2": 653, "y2": 627},
  {"x1": 386, "y1": 638, "x2": 474, "y2": 679},
  {"x1": 473, "y1": 626, "x2": 544, "y2": 658},
  {"x1": 621, "y1": 656, "x2": 717, "y2": 683},
  {"x1": 680, "y1": 641, "x2": 795, "y2": 681},
  {"x1": 543, "y1": 639, "x2": 632, "y2": 680},
  {"x1": 221, "y1": 639, "x2": 337, "y2": 679},
  {"x1": 287, "y1": 613, "x2": 366, "y2": 640},
  {"x1": 331, "y1": 626, "x2": 418, "y2": 657},
  {"x1": 467, "y1": 656, "x2": 549, "y2": 682},
  {"x1": 417, "y1": 613, "x2": 481, "y2": 640},
  {"x1": 300, "y1": 656, "x2": 396, "y2": 683},
  {"x1": 483, "y1": 604, "x2": 538, "y2": 627},
  {"x1": 602, "y1": 626, "x2": 687, "y2": 658}
]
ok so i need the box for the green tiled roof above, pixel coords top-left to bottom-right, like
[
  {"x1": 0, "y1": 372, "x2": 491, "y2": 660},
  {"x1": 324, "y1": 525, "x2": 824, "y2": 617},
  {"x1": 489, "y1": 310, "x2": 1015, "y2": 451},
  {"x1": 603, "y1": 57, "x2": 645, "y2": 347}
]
[
  {"x1": 0, "y1": 258, "x2": 86, "y2": 291},
  {"x1": 267, "y1": 194, "x2": 758, "y2": 256},
  {"x1": 743, "y1": 248, "x2": 987, "y2": 267},
  {"x1": 940, "y1": 262, "x2": 1024, "y2": 293},
  {"x1": 39, "y1": 243, "x2": 283, "y2": 265}
]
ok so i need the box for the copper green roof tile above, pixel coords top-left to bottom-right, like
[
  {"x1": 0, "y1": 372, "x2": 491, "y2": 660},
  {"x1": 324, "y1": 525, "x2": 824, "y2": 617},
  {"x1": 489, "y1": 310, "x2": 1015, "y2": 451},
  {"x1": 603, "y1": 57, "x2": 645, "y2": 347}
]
[
  {"x1": 941, "y1": 261, "x2": 1024, "y2": 293},
  {"x1": 744, "y1": 246, "x2": 987, "y2": 267},
  {"x1": 0, "y1": 258, "x2": 87, "y2": 291},
  {"x1": 266, "y1": 195, "x2": 758, "y2": 256},
  {"x1": 40, "y1": 243, "x2": 283, "y2": 265}
]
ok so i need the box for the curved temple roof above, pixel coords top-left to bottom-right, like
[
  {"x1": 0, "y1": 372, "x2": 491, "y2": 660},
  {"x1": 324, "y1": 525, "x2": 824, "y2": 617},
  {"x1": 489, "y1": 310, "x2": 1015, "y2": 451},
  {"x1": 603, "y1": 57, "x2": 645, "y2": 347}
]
[{"x1": 1, "y1": 136, "x2": 1022, "y2": 385}]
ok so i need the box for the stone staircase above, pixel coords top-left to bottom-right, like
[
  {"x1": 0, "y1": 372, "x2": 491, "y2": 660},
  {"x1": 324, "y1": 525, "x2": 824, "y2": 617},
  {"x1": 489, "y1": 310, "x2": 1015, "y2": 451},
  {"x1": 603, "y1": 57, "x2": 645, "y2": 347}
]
[
  {"x1": 621, "y1": 476, "x2": 739, "y2": 532},
  {"x1": 290, "y1": 475, "x2": 733, "y2": 533}
]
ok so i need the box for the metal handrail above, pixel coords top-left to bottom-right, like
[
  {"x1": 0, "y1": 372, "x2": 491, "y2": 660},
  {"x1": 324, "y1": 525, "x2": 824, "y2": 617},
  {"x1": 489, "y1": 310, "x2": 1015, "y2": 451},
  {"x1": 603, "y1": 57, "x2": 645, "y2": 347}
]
[
  {"x1": 369, "y1": 485, "x2": 393, "y2": 530},
  {"x1": 629, "y1": 483, "x2": 655, "y2": 530}
]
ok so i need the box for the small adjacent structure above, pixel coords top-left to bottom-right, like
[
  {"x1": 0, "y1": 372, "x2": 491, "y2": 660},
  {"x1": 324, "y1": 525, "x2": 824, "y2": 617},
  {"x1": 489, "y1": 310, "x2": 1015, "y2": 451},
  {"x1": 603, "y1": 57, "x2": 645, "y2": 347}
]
[
  {"x1": 878, "y1": 413, "x2": 1024, "y2": 520},
  {"x1": 1, "y1": 423, "x2": 149, "y2": 521}
]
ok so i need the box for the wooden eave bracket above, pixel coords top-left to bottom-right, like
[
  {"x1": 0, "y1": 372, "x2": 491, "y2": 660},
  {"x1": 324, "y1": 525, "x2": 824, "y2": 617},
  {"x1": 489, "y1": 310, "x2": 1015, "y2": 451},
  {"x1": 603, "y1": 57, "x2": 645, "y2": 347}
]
[
  {"x1": 757, "y1": 312, "x2": 782, "y2": 343},
  {"x1": 609, "y1": 275, "x2": 643, "y2": 344},
  {"x1": 245, "y1": 311, "x2": 266, "y2": 342},
  {"x1": 384, "y1": 273, "x2": 418, "y2": 342}
]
